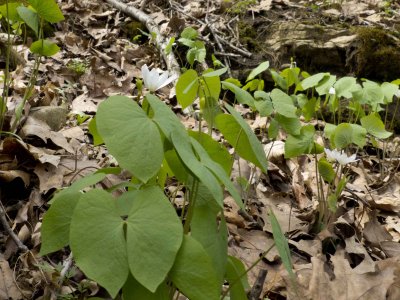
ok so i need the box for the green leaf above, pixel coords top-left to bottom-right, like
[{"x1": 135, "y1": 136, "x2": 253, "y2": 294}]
[
  {"x1": 333, "y1": 123, "x2": 353, "y2": 149},
  {"x1": 126, "y1": 186, "x2": 183, "y2": 292},
  {"x1": 122, "y1": 274, "x2": 169, "y2": 300},
  {"x1": 17, "y1": 6, "x2": 39, "y2": 36},
  {"x1": 40, "y1": 173, "x2": 106, "y2": 255},
  {"x1": 170, "y1": 235, "x2": 220, "y2": 300},
  {"x1": 202, "y1": 67, "x2": 228, "y2": 78},
  {"x1": 274, "y1": 114, "x2": 301, "y2": 136},
  {"x1": 0, "y1": 3, "x2": 22, "y2": 22},
  {"x1": 145, "y1": 94, "x2": 187, "y2": 139},
  {"x1": 215, "y1": 104, "x2": 268, "y2": 173},
  {"x1": 225, "y1": 256, "x2": 250, "y2": 300},
  {"x1": 88, "y1": 116, "x2": 104, "y2": 146},
  {"x1": 180, "y1": 27, "x2": 198, "y2": 39},
  {"x1": 28, "y1": 0, "x2": 64, "y2": 23},
  {"x1": 188, "y1": 130, "x2": 232, "y2": 175},
  {"x1": 301, "y1": 72, "x2": 329, "y2": 90},
  {"x1": 221, "y1": 81, "x2": 255, "y2": 108},
  {"x1": 268, "y1": 209, "x2": 296, "y2": 283},
  {"x1": 284, "y1": 125, "x2": 315, "y2": 158},
  {"x1": 30, "y1": 39, "x2": 60, "y2": 56},
  {"x1": 334, "y1": 76, "x2": 357, "y2": 98},
  {"x1": 191, "y1": 189, "x2": 227, "y2": 285},
  {"x1": 190, "y1": 137, "x2": 243, "y2": 209},
  {"x1": 268, "y1": 118, "x2": 279, "y2": 139},
  {"x1": 270, "y1": 89, "x2": 297, "y2": 118},
  {"x1": 318, "y1": 158, "x2": 335, "y2": 183},
  {"x1": 381, "y1": 82, "x2": 399, "y2": 104},
  {"x1": 254, "y1": 91, "x2": 273, "y2": 117},
  {"x1": 176, "y1": 69, "x2": 199, "y2": 109},
  {"x1": 70, "y1": 190, "x2": 129, "y2": 298},
  {"x1": 349, "y1": 123, "x2": 367, "y2": 148},
  {"x1": 360, "y1": 114, "x2": 392, "y2": 139},
  {"x1": 270, "y1": 69, "x2": 287, "y2": 90},
  {"x1": 246, "y1": 61, "x2": 269, "y2": 82},
  {"x1": 171, "y1": 130, "x2": 223, "y2": 206},
  {"x1": 96, "y1": 96, "x2": 163, "y2": 182},
  {"x1": 315, "y1": 74, "x2": 336, "y2": 95}
]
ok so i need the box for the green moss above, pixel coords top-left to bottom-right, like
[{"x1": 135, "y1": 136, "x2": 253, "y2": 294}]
[
  {"x1": 353, "y1": 27, "x2": 400, "y2": 81},
  {"x1": 237, "y1": 20, "x2": 261, "y2": 51}
]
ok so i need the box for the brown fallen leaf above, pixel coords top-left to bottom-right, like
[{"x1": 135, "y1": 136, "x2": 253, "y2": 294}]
[{"x1": 0, "y1": 256, "x2": 24, "y2": 300}]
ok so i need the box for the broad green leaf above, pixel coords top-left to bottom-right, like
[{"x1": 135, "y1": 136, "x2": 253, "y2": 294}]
[
  {"x1": 225, "y1": 256, "x2": 250, "y2": 300},
  {"x1": 70, "y1": 190, "x2": 129, "y2": 298},
  {"x1": 28, "y1": 0, "x2": 64, "y2": 23},
  {"x1": 40, "y1": 190, "x2": 81, "y2": 255},
  {"x1": 202, "y1": 67, "x2": 228, "y2": 78},
  {"x1": 353, "y1": 80, "x2": 384, "y2": 108},
  {"x1": 301, "y1": 72, "x2": 328, "y2": 90},
  {"x1": 316, "y1": 74, "x2": 336, "y2": 95},
  {"x1": 191, "y1": 186, "x2": 227, "y2": 285},
  {"x1": 281, "y1": 67, "x2": 300, "y2": 89},
  {"x1": 97, "y1": 96, "x2": 163, "y2": 182},
  {"x1": 126, "y1": 186, "x2": 183, "y2": 292},
  {"x1": 349, "y1": 123, "x2": 367, "y2": 148},
  {"x1": 189, "y1": 130, "x2": 232, "y2": 175},
  {"x1": 187, "y1": 42, "x2": 206, "y2": 65},
  {"x1": 381, "y1": 82, "x2": 399, "y2": 104},
  {"x1": 164, "y1": 149, "x2": 189, "y2": 183},
  {"x1": 333, "y1": 123, "x2": 353, "y2": 149},
  {"x1": 176, "y1": 69, "x2": 199, "y2": 109},
  {"x1": 302, "y1": 97, "x2": 318, "y2": 122},
  {"x1": 284, "y1": 125, "x2": 315, "y2": 158},
  {"x1": 268, "y1": 118, "x2": 279, "y2": 139},
  {"x1": 270, "y1": 89, "x2": 297, "y2": 118},
  {"x1": 88, "y1": 116, "x2": 104, "y2": 146},
  {"x1": 170, "y1": 235, "x2": 220, "y2": 300},
  {"x1": 180, "y1": 26, "x2": 198, "y2": 39},
  {"x1": 17, "y1": 6, "x2": 38, "y2": 36},
  {"x1": 171, "y1": 130, "x2": 223, "y2": 206},
  {"x1": 270, "y1": 69, "x2": 287, "y2": 90},
  {"x1": 268, "y1": 209, "x2": 296, "y2": 282},
  {"x1": 318, "y1": 158, "x2": 335, "y2": 183},
  {"x1": 274, "y1": 114, "x2": 301, "y2": 136},
  {"x1": 145, "y1": 94, "x2": 187, "y2": 139},
  {"x1": 40, "y1": 173, "x2": 106, "y2": 255},
  {"x1": 221, "y1": 81, "x2": 255, "y2": 108},
  {"x1": 190, "y1": 137, "x2": 243, "y2": 209},
  {"x1": 0, "y1": 3, "x2": 21, "y2": 22},
  {"x1": 254, "y1": 91, "x2": 273, "y2": 116},
  {"x1": 30, "y1": 39, "x2": 60, "y2": 56},
  {"x1": 334, "y1": 76, "x2": 357, "y2": 98},
  {"x1": 246, "y1": 61, "x2": 269, "y2": 82},
  {"x1": 122, "y1": 274, "x2": 169, "y2": 300},
  {"x1": 215, "y1": 104, "x2": 268, "y2": 173},
  {"x1": 360, "y1": 114, "x2": 392, "y2": 139}
]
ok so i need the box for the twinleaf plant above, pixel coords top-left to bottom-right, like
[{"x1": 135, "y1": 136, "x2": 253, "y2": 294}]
[{"x1": 0, "y1": 0, "x2": 64, "y2": 133}]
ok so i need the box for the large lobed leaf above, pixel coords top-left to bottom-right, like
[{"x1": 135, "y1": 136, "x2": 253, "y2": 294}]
[{"x1": 96, "y1": 96, "x2": 163, "y2": 183}]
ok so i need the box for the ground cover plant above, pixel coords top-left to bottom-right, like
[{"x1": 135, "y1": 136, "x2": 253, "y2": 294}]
[{"x1": 1, "y1": 0, "x2": 400, "y2": 299}]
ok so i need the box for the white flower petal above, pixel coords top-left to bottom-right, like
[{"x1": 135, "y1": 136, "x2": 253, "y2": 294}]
[{"x1": 329, "y1": 87, "x2": 336, "y2": 95}]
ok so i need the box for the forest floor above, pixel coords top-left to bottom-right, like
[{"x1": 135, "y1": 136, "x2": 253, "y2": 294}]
[{"x1": 1, "y1": 0, "x2": 400, "y2": 299}]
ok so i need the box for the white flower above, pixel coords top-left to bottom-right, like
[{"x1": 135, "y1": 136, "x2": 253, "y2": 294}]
[
  {"x1": 141, "y1": 64, "x2": 177, "y2": 92},
  {"x1": 329, "y1": 87, "x2": 336, "y2": 95},
  {"x1": 324, "y1": 148, "x2": 358, "y2": 165}
]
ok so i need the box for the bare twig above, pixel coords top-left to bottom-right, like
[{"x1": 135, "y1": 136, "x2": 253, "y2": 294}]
[
  {"x1": 249, "y1": 269, "x2": 268, "y2": 300},
  {"x1": 0, "y1": 201, "x2": 28, "y2": 253},
  {"x1": 205, "y1": 0, "x2": 232, "y2": 76},
  {"x1": 59, "y1": 253, "x2": 74, "y2": 285},
  {"x1": 103, "y1": 0, "x2": 180, "y2": 79}
]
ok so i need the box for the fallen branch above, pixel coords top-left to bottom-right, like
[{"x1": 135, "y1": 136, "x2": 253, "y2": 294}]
[
  {"x1": 0, "y1": 203, "x2": 28, "y2": 253},
  {"x1": 102, "y1": 0, "x2": 180, "y2": 79}
]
